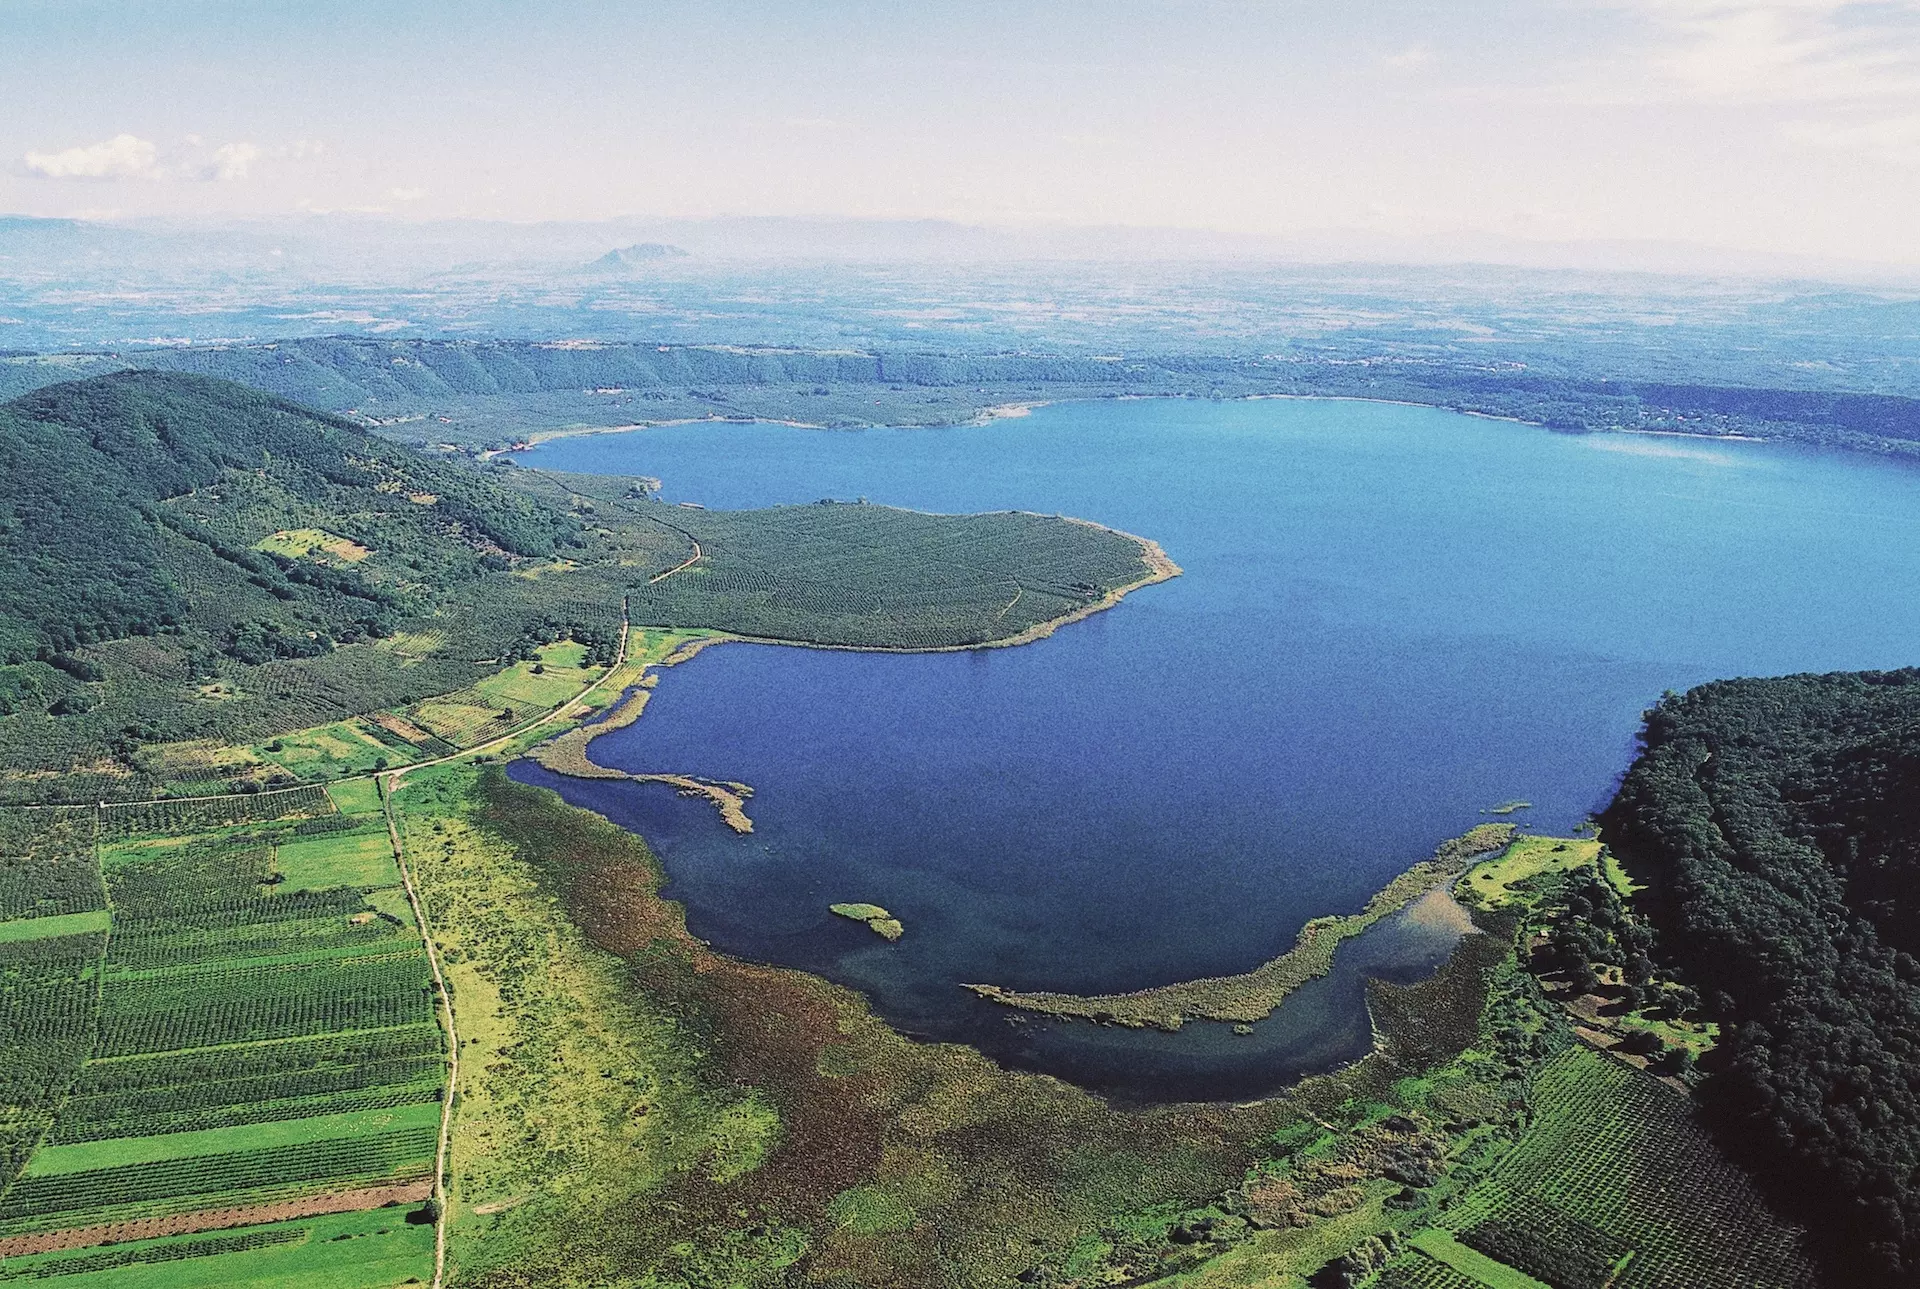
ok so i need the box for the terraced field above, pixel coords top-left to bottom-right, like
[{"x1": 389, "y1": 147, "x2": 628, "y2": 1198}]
[
  {"x1": 1431, "y1": 1048, "x2": 1817, "y2": 1289},
  {"x1": 0, "y1": 781, "x2": 444, "y2": 1287},
  {"x1": 1353, "y1": 839, "x2": 1820, "y2": 1289}
]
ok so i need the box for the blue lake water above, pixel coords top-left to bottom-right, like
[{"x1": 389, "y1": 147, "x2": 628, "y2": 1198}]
[{"x1": 508, "y1": 397, "x2": 1920, "y2": 1101}]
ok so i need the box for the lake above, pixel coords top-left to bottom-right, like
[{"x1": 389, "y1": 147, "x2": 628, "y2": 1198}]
[{"x1": 508, "y1": 397, "x2": 1920, "y2": 1101}]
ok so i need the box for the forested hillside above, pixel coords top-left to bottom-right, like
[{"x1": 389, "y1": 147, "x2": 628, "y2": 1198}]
[
  {"x1": 1601, "y1": 669, "x2": 1920, "y2": 1286},
  {"x1": 0, "y1": 371, "x2": 567, "y2": 665},
  {"x1": 0, "y1": 372, "x2": 1157, "y2": 804}
]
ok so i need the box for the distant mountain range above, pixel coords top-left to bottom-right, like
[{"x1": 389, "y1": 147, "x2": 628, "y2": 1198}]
[{"x1": 2, "y1": 211, "x2": 1916, "y2": 285}]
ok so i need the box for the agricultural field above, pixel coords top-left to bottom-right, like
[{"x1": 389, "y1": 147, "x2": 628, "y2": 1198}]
[
  {"x1": 254, "y1": 720, "x2": 418, "y2": 781},
  {"x1": 0, "y1": 1207, "x2": 433, "y2": 1288},
  {"x1": 404, "y1": 641, "x2": 602, "y2": 749},
  {"x1": 0, "y1": 750, "x2": 442, "y2": 1286},
  {"x1": 1332, "y1": 838, "x2": 1816, "y2": 1289},
  {"x1": 996, "y1": 834, "x2": 1819, "y2": 1289},
  {"x1": 127, "y1": 742, "x2": 277, "y2": 798},
  {"x1": 1421, "y1": 1047, "x2": 1812, "y2": 1289}
]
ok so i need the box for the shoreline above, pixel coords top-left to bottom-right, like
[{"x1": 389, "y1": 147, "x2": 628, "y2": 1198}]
[
  {"x1": 963, "y1": 823, "x2": 1517, "y2": 1031},
  {"x1": 485, "y1": 391, "x2": 1795, "y2": 474},
  {"x1": 526, "y1": 641, "x2": 755, "y2": 834},
  {"x1": 511, "y1": 522, "x2": 1179, "y2": 826},
  {"x1": 521, "y1": 529, "x2": 1176, "y2": 819},
  {"x1": 661, "y1": 524, "x2": 1179, "y2": 657}
]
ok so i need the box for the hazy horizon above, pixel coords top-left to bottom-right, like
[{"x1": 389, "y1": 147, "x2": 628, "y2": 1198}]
[{"x1": 8, "y1": 1, "x2": 1920, "y2": 271}]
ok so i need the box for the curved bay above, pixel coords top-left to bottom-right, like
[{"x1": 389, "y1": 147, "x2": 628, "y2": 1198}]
[{"x1": 510, "y1": 397, "x2": 1920, "y2": 1100}]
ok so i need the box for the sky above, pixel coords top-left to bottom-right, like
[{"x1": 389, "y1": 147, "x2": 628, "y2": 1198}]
[{"x1": 3, "y1": 0, "x2": 1919, "y2": 264}]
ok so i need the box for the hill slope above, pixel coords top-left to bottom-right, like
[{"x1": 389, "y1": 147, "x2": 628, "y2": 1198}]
[
  {"x1": 0, "y1": 372, "x2": 1161, "y2": 803},
  {"x1": 1602, "y1": 669, "x2": 1920, "y2": 1286},
  {"x1": 0, "y1": 370, "x2": 568, "y2": 664}
]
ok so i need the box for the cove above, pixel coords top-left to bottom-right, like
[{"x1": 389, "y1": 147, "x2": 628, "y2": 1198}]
[{"x1": 507, "y1": 397, "x2": 1920, "y2": 1101}]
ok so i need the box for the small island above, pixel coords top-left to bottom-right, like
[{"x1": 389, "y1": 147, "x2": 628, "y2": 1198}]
[{"x1": 831, "y1": 902, "x2": 905, "y2": 941}]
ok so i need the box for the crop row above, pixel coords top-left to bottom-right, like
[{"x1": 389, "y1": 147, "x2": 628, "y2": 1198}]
[
  {"x1": 99, "y1": 786, "x2": 333, "y2": 839},
  {"x1": 97, "y1": 951, "x2": 435, "y2": 1056},
  {"x1": 1374, "y1": 1254, "x2": 1484, "y2": 1289},
  {"x1": 49, "y1": 1078, "x2": 443, "y2": 1144},
  {"x1": 106, "y1": 886, "x2": 367, "y2": 934},
  {"x1": 106, "y1": 906, "x2": 399, "y2": 971},
  {"x1": 359, "y1": 716, "x2": 455, "y2": 758},
  {"x1": 0, "y1": 1224, "x2": 304, "y2": 1281},
  {"x1": 1456, "y1": 1187, "x2": 1630, "y2": 1289},
  {"x1": 104, "y1": 844, "x2": 276, "y2": 915},
  {"x1": 62, "y1": 1052, "x2": 441, "y2": 1122},
  {"x1": 0, "y1": 935, "x2": 104, "y2": 1187},
  {"x1": 404, "y1": 690, "x2": 521, "y2": 748},
  {"x1": 0, "y1": 1125, "x2": 438, "y2": 1229},
  {"x1": 52, "y1": 1051, "x2": 443, "y2": 1143},
  {"x1": 69, "y1": 1025, "x2": 443, "y2": 1095},
  {"x1": 1485, "y1": 1048, "x2": 1819, "y2": 1289},
  {"x1": 0, "y1": 811, "x2": 102, "y2": 921}
]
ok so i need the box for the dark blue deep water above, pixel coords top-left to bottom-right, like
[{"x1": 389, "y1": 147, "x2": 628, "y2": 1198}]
[{"x1": 508, "y1": 398, "x2": 1920, "y2": 1101}]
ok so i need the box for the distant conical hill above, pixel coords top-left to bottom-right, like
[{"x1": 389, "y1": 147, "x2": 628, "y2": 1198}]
[{"x1": 589, "y1": 242, "x2": 690, "y2": 270}]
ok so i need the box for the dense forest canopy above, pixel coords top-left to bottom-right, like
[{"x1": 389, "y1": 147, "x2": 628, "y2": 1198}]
[
  {"x1": 0, "y1": 372, "x2": 565, "y2": 662},
  {"x1": 1602, "y1": 669, "x2": 1920, "y2": 1286}
]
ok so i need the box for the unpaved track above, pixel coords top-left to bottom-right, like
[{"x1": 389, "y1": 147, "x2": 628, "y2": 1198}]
[{"x1": 380, "y1": 599, "x2": 632, "y2": 1289}]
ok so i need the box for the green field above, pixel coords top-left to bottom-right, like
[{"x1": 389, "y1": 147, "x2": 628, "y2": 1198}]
[
  {"x1": 1457, "y1": 834, "x2": 1601, "y2": 906},
  {"x1": 0, "y1": 908, "x2": 111, "y2": 943},
  {"x1": 324, "y1": 777, "x2": 384, "y2": 817},
  {"x1": 256, "y1": 721, "x2": 412, "y2": 780},
  {"x1": 252, "y1": 527, "x2": 371, "y2": 564},
  {"x1": 274, "y1": 829, "x2": 398, "y2": 890},
  {"x1": 0, "y1": 1207, "x2": 433, "y2": 1288},
  {"x1": 470, "y1": 640, "x2": 599, "y2": 708}
]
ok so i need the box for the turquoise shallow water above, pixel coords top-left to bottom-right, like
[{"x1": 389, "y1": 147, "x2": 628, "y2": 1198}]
[{"x1": 508, "y1": 398, "x2": 1920, "y2": 1100}]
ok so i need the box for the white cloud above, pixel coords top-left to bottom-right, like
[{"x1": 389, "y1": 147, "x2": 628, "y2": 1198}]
[
  {"x1": 1610, "y1": 1, "x2": 1920, "y2": 104},
  {"x1": 206, "y1": 142, "x2": 260, "y2": 181},
  {"x1": 1549, "y1": 3, "x2": 1920, "y2": 172},
  {"x1": 1383, "y1": 47, "x2": 1435, "y2": 69},
  {"x1": 23, "y1": 134, "x2": 160, "y2": 180},
  {"x1": 387, "y1": 186, "x2": 427, "y2": 202},
  {"x1": 23, "y1": 134, "x2": 310, "y2": 183}
]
